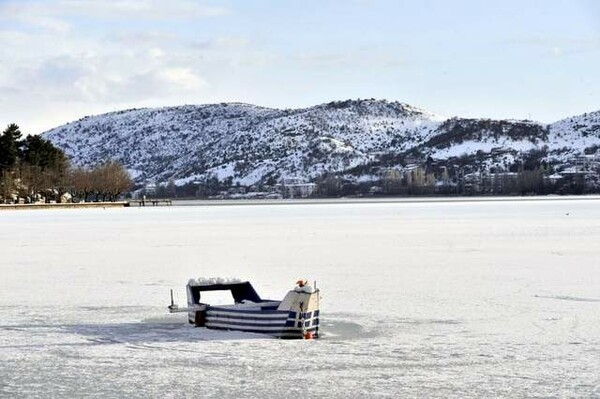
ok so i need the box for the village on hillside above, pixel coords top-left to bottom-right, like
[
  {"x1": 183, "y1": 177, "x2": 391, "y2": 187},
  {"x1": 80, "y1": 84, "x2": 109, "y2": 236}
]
[{"x1": 139, "y1": 154, "x2": 600, "y2": 200}]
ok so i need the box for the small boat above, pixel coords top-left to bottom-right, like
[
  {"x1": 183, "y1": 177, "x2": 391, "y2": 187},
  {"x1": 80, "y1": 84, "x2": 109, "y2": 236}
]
[{"x1": 168, "y1": 278, "x2": 320, "y2": 339}]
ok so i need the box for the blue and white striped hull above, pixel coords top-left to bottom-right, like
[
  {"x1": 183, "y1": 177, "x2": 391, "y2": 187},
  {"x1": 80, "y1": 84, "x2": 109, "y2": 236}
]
[{"x1": 205, "y1": 306, "x2": 320, "y2": 339}]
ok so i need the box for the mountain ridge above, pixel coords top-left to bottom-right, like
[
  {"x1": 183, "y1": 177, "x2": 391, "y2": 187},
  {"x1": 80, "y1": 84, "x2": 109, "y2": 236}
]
[{"x1": 43, "y1": 99, "x2": 600, "y2": 192}]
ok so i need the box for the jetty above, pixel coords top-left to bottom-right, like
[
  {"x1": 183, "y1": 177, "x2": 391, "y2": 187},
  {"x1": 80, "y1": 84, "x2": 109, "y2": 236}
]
[{"x1": 128, "y1": 199, "x2": 173, "y2": 207}]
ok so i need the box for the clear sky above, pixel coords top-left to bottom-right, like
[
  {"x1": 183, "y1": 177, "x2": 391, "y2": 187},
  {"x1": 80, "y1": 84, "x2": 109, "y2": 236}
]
[{"x1": 1, "y1": 0, "x2": 599, "y2": 134}]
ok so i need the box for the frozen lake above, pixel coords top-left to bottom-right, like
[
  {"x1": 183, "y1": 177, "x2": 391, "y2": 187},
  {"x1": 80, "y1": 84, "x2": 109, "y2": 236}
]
[{"x1": 1, "y1": 198, "x2": 599, "y2": 397}]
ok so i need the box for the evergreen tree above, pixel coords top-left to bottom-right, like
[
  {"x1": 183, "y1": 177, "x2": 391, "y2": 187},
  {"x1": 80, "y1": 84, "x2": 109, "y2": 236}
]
[
  {"x1": 21, "y1": 135, "x2": 68, "y2": 171},
  {"x1": 0, "y1": 123, "x2": 22, "y2": 173}
]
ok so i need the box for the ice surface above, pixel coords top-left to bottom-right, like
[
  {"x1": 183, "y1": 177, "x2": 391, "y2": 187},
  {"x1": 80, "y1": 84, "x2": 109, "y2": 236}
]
[{"x1": 1, "y1": 198, "x2": 600, "y2": 397}]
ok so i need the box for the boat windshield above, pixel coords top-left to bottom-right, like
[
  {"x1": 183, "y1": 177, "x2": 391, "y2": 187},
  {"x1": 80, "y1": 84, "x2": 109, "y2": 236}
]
[{"x1": 198, "y1": 290, "x2": 236, "y2": 305}]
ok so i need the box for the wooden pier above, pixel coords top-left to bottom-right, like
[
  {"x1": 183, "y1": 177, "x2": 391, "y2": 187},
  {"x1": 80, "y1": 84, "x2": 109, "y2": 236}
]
[{"x1": 128, "y1": 199, "x2": 173, "y2": 207}]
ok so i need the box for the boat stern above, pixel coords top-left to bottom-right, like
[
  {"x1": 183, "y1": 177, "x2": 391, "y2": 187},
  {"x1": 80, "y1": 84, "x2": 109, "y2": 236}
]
[{"x1": 278, "y1": 281, "x2": 321, "y2": 339}]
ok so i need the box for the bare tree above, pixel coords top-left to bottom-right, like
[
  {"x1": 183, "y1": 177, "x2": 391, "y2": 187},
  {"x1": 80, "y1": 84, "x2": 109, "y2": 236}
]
[
  {"x1": 106, "y1": 161, "x2": 133, "y2": 201},
  {"x1": 69, "y1": 167, "x2": 94, "y2": 202},
  {"x1": 46, "y1": 157, "x2": 70, "y2": 202},
  {"x1": 382, "y1": 169, "x2": 402, "y2": 195},
  {"x1": 90, "y1": 161, "x2": 133, "y2": 201},
  {"x1": 0, "y1": 170, "x2": 16, "y2": 202},
  {"x1": 316, "y1": 174, "x2": 342, "y2": 197},
  {"x1": 18, "y1": 164, "x2": 44, "y2": 202}
]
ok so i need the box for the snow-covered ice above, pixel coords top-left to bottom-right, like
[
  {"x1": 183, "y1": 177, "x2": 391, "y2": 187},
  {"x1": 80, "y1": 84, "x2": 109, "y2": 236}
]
[{"x1": 1, "y1": 198, "x2": 599, "y2": 397}]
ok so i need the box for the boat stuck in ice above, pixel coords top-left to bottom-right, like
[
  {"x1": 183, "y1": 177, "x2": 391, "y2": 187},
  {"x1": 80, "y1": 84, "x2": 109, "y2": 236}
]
[{"x1": 168, "y1": 278, "x2": 320, "y2": 339}]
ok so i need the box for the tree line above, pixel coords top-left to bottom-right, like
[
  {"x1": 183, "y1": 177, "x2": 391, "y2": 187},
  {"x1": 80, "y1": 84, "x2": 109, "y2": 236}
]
[{"x1": 0, "y1": 123, "x2": 133, "y2": 203}]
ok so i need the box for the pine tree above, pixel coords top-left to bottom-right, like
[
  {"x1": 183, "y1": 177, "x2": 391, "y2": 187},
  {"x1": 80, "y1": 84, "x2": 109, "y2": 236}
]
[
  {"x1": 0, "y1": 123, "x2": 22, "y2": 173},
  {"x1": 20, "y1": 135, "x2": 67, "y2": 171}
]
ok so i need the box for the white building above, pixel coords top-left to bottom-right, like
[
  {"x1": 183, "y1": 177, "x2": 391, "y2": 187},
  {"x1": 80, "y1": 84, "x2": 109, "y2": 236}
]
[{"x1": 281, "y1": 177, "x2": 316, "y2": 198}]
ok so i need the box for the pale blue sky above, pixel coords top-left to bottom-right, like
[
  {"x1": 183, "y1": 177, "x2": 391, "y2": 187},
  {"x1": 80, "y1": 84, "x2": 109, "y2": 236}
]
[{"x1": 0, "y1": 0, "x2": 599, "y2": 133}]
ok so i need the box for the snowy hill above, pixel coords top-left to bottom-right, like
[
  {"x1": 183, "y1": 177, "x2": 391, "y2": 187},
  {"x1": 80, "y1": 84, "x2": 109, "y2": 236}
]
[
  {"x1": 43, "y1": 100, "x2": 600, "y2": 187},
  {"x1": 548, "y1": 111, "x2": 600, "y2": 158}
]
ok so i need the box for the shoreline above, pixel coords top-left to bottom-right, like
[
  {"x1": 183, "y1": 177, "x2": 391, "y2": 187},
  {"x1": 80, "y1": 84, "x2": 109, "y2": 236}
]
[
  {"x1": 170, "y1": 195, "x2": 600, "y2": 207},
  {"x1": 1, "y1": 195, "x2": 599, "y2": 211},
  {"x1": 0, "y1": 201, "x2": 129, "y2": 210}
]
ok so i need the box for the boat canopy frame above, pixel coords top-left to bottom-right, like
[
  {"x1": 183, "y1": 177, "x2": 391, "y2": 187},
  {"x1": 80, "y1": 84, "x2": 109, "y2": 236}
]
[{"x1": 188, "y1": 281, "x2": 262, "y2": 305}]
